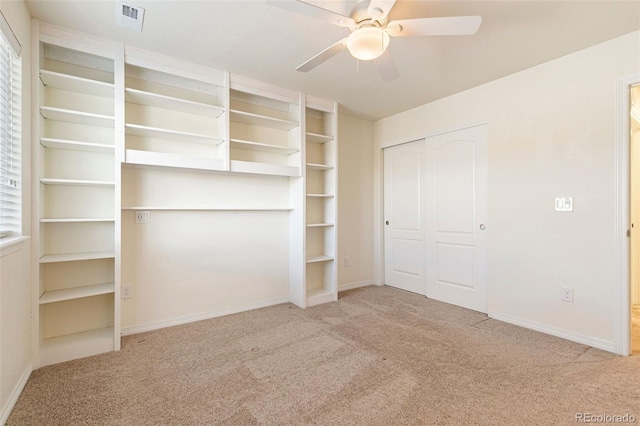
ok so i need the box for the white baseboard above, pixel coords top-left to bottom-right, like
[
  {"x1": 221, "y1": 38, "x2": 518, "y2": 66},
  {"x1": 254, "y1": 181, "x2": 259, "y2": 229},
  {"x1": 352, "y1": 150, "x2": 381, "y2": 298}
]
[
  {"x1": 338, "y1": 280, "x2": 374, "y2": 292},
  {"x1": 1, "y1": 362, "x2": 32, "y2": 425},
  {"x1": 488, "y1": 311, "x2": 616, "y2": 353},
  {"x1": 121, "y1": 297, "x2": 290, "y2": 336}
]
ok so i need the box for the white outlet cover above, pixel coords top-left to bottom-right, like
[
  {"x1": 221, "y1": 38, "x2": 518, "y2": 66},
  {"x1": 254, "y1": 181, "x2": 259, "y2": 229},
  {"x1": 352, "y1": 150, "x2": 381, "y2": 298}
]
[{"x1": 555, "y1": 197, "x2": 573, "y2": 212}]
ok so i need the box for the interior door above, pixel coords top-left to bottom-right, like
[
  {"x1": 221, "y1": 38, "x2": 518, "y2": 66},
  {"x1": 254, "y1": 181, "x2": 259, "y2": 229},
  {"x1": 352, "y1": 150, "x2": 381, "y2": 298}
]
[
  {"x1": 383, "y1": 140, "x2": 426, "y2": 294},
  {"x1": 424, "y1": 125, "x2": 488, "y2": 312}
]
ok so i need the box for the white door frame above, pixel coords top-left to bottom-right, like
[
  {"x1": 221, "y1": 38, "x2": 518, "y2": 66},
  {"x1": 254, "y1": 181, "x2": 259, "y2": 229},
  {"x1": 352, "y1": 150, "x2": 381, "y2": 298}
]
[
  {"x1": 615, "y1": 74, "x2": 640, "y2": 356},
  {"x1": 379, "y1": 121, "x2": 488, "y2": 294}
]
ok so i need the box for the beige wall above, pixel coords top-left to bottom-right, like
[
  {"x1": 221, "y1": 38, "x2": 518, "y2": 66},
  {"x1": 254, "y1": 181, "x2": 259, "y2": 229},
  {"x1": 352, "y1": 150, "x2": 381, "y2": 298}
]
[
  {"x1": 338, "y1": 113, "x2": 374, "y2": 289},
  {"x1": 374, "y1": 31, "x2": 640, "y2": 352},
  {"x1": 120, "y1": 169, "x2": 291, "y2": 333},
  {"x1": 0, "y1": 0, "x2": 32, "y2": 421}
]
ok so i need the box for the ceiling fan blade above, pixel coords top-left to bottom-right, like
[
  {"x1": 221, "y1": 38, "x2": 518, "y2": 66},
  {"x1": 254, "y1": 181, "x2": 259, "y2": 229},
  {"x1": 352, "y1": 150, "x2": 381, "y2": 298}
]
[
  {"x1": 296, "y1": 38, "x2": 347, "y2": 72},
  {"x1": 375, "y1": 49, "x2": 399, "y2": 82},
  {"x1": 386, "y1": 16, "x2": 482, "y2": 37},
  {"x1": 368, "y1": 0, "x2": 396, "y2": 22},
  {"x1": 266, "y1": 1, "x2": 355, "y2": 27}
]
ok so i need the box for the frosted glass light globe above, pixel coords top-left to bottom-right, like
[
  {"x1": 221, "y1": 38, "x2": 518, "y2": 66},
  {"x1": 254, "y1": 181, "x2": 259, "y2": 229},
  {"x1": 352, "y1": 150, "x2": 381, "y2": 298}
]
[{"x1": 346, "y1": 27, "x2": 390, "y2": 61}]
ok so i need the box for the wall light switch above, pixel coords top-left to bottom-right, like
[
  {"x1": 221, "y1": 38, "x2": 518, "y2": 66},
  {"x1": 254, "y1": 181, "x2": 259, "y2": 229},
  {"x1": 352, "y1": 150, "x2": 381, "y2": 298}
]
[{"x1": 555, "y1": 197, "x2": 573, "y2": 212}]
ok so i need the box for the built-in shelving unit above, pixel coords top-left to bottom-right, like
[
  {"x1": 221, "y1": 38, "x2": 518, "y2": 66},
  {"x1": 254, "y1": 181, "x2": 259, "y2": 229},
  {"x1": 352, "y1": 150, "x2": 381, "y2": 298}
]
[
  {"x1": 123, "y1": 60, "x2": 227, "y2": 172},
  {"x1": 304, "y1": 100, "x2": 338, "y2": 307},
  {"x1": 32, "y1": 23, "x2": 341, "y2": 368},
  {"x1": 34, "y1": 39, "x2": 119, "y2": 367}
]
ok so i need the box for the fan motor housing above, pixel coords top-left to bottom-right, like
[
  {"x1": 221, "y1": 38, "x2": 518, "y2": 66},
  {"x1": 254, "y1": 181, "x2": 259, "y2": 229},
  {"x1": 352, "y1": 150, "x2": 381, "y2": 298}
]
[{"x1": 350, "y1": 1, "x2": 389, "y2": 27}]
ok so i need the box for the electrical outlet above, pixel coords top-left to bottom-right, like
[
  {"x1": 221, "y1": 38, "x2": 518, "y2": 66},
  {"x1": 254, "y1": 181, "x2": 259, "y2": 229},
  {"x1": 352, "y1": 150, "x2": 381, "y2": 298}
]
[
  {"x1": 135, "y1": 211, "x2": 150, "y2": 223},
  {"x1": 344, "y1": 257, "x2": 350, "y2": 267},
  {"x1": 561, "y1": 286, "x2": 574, "y2": 303},
  {"x1": 122, "y1": 285, "x2": 132, "y2": 299}
]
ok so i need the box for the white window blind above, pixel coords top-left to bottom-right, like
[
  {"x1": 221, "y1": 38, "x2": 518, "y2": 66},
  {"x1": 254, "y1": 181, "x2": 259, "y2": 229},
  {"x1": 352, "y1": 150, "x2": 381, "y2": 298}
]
[{"x1": 0, "y1": 15, "x2": 21, "y2": 239}]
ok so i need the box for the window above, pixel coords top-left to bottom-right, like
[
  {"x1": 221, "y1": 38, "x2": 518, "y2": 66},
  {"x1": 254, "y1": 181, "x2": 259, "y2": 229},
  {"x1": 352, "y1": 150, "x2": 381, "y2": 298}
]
[{"x1": 0, "y1": 11, "x2": 21, "y2": 240}]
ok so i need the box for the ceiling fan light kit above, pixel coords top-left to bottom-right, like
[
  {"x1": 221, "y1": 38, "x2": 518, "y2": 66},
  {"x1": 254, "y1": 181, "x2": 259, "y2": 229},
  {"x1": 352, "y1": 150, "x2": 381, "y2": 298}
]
[
  {"x1": 267, "y1": 0, "x2": 482, "y2": 81},
  {"x1": 346, "y1": 27, "x2": 390, "y2": 61}
]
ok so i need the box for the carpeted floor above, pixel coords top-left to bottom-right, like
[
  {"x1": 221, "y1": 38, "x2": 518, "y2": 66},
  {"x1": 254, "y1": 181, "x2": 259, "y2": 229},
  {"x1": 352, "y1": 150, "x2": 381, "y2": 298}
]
[{"x1": 8, "y1": 286, "x2": 640, "y2": 425}]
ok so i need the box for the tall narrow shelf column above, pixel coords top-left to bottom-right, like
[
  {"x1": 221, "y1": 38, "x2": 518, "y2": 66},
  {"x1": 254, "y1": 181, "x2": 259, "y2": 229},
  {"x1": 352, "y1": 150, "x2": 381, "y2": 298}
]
[
  {"x1": 33, "y1": 24, "x2": 119, "y2": 367},
  {"x1": 304, "y1": 98, "x2": 338, "y2": 307}
]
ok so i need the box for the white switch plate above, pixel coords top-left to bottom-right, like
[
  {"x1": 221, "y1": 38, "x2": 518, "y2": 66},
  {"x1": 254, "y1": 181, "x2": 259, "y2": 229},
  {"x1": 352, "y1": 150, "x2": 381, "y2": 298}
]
[{"x1": 555, "y1": 197, "x2": 573, "y2": 212}]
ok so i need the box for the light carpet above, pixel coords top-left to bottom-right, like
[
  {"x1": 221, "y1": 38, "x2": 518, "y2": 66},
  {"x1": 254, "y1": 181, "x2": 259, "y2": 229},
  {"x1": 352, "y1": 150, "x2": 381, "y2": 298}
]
[{"x1": 8, "y1": 286, "x2": 640, "y2": 425}]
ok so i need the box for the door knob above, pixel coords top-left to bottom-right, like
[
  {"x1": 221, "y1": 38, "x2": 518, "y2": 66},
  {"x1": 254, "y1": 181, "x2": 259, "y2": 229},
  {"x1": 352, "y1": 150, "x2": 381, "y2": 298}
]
[
  {"x1": 385, "y1": 221, "x2": 389, "y2": 225},
  {"x1": 479, "y1": 224, "x2": 486, "y2": 230}
]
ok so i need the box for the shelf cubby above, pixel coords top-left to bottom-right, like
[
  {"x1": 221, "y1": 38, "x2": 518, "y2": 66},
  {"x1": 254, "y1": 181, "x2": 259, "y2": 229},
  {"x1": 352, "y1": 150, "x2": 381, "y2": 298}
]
[
  {"x1": 39, "y1": 282, "x2": 115, "y2": 305},
  {"x1": 125, "y1": 123, "x2": 224, "y2": 146},
  {"x1": 230, "y1": 138, "x2": 299, "y2": 155},
  {"x1": 306, "y1": 132, "x2": 334, "y2": 144},
  {"x1": 40, "y1": 137, "x2": 115, "y2": 153},
  {"x1": 307, "y1": 163, "x2": 333, "y2": 171},
  {"x1": 306, "y1": 255, "x2": 334, "y2": 263},
  {"x1": 125, "y1": 87, "x2": 224, "y2": 117},
  {"x1": 39, "y1": 251, "x2": 116, "y2": 264},
  {"x1": 40, "y1": 178, "x2": 115, "y2": 187},
  {"x1": 124, "y1": 149, "x2": 225, "y2": 172},
  {"x1": 40, "y1": 106, "x2": 115, "y2": 128},
  {"x1": 229, "y1": 109, "x2": 298, "y2": 131},
  {"x1": 39, "y1": 69, "x2": 114, "y2": 98},
  {"x1": 39, "y1": 326, "x2": 115, "y2": 367}
]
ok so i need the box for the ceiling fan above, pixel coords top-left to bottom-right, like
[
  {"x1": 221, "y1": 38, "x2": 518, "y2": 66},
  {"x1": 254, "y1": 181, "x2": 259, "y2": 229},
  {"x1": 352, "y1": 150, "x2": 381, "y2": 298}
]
[{"x1": 266, "y1": 0, "x2": 482, "y2": 81}]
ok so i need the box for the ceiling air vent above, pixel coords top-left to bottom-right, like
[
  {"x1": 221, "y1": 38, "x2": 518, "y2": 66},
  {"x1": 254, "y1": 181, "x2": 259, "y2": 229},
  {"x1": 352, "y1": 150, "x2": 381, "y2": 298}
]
[{"x1": 116, "y1": 2, "x2": 145, "y2": 32}]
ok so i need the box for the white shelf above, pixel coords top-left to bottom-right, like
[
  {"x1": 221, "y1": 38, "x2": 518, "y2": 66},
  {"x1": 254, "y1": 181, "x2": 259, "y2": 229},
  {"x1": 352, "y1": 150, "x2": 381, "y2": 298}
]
[
  {"x1": 306, "y1": 255, "x2": 334, "y2": 263},
  {"x1": 230, "y1": 160, "x2": 300, "y2": 177},
  {"x1": 40, "y1": 218, "x2": 115, "y2": 223},
  {"x1": 122, "y1": 206, "x2": 293, "y2": 211},
  {"x1": 40, "y1": 137, "x2": 115, "y2": 154},
  {"x1": 39, "y1": 327, "x2": 114, "y2": 367},
  {"x1": 306, "y1": 288, "x2": 335, "y2": 307},
  {"x1": 306, "y1": 163, "x2": 333, "y2": 171},
  {"x1": 39, "y1": 282, "x2": 115, "y2": 305},
  {"x1": 306, "y1": 193, "x2": 334, "y2": 198},
  {"x1": 40, "y1": 106, "x2": 115, "y2": 127},
  {"x1": 40, "y1": 69, "x2": 114, "y2": 98},
  {"x1": 40, "y1": 251, "x2": 116, "y2": 264},
  {"x1": 125, "y1": 149, "x2": 225, "y2": 172},
  {"x1": 230, "y1": 138, "x2": 299, "y2": 155},
  {"x1": 40, "y1": 178, "x2": 115, "y2": 187},
  {"x1": 306, "y1": 132, "x2": 334, "y2": 144},
  {"x1": 125, "y1": 88, "x2": 225, "y2": 118},
  {"x1": 230, "y1": 109, "x2": 299, "y2": 131},
  {"x1": 125, "y1": 123, "x2": 224, "y2": 145},
  {"x1": 306, "y1": 223, "x2": 334, "y2": 227}
]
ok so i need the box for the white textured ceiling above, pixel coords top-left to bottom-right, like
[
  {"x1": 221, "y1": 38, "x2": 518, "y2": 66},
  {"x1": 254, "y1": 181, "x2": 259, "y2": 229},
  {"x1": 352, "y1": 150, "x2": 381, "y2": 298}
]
[{"x1": 24, "y1": 0, "x2": 640, "y2": 121}]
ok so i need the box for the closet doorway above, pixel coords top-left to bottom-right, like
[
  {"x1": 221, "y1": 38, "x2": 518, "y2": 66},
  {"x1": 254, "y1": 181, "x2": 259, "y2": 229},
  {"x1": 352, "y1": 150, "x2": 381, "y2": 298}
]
[{"x1": 383, "y1": 124, "x2": 488, "y2": 312}]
